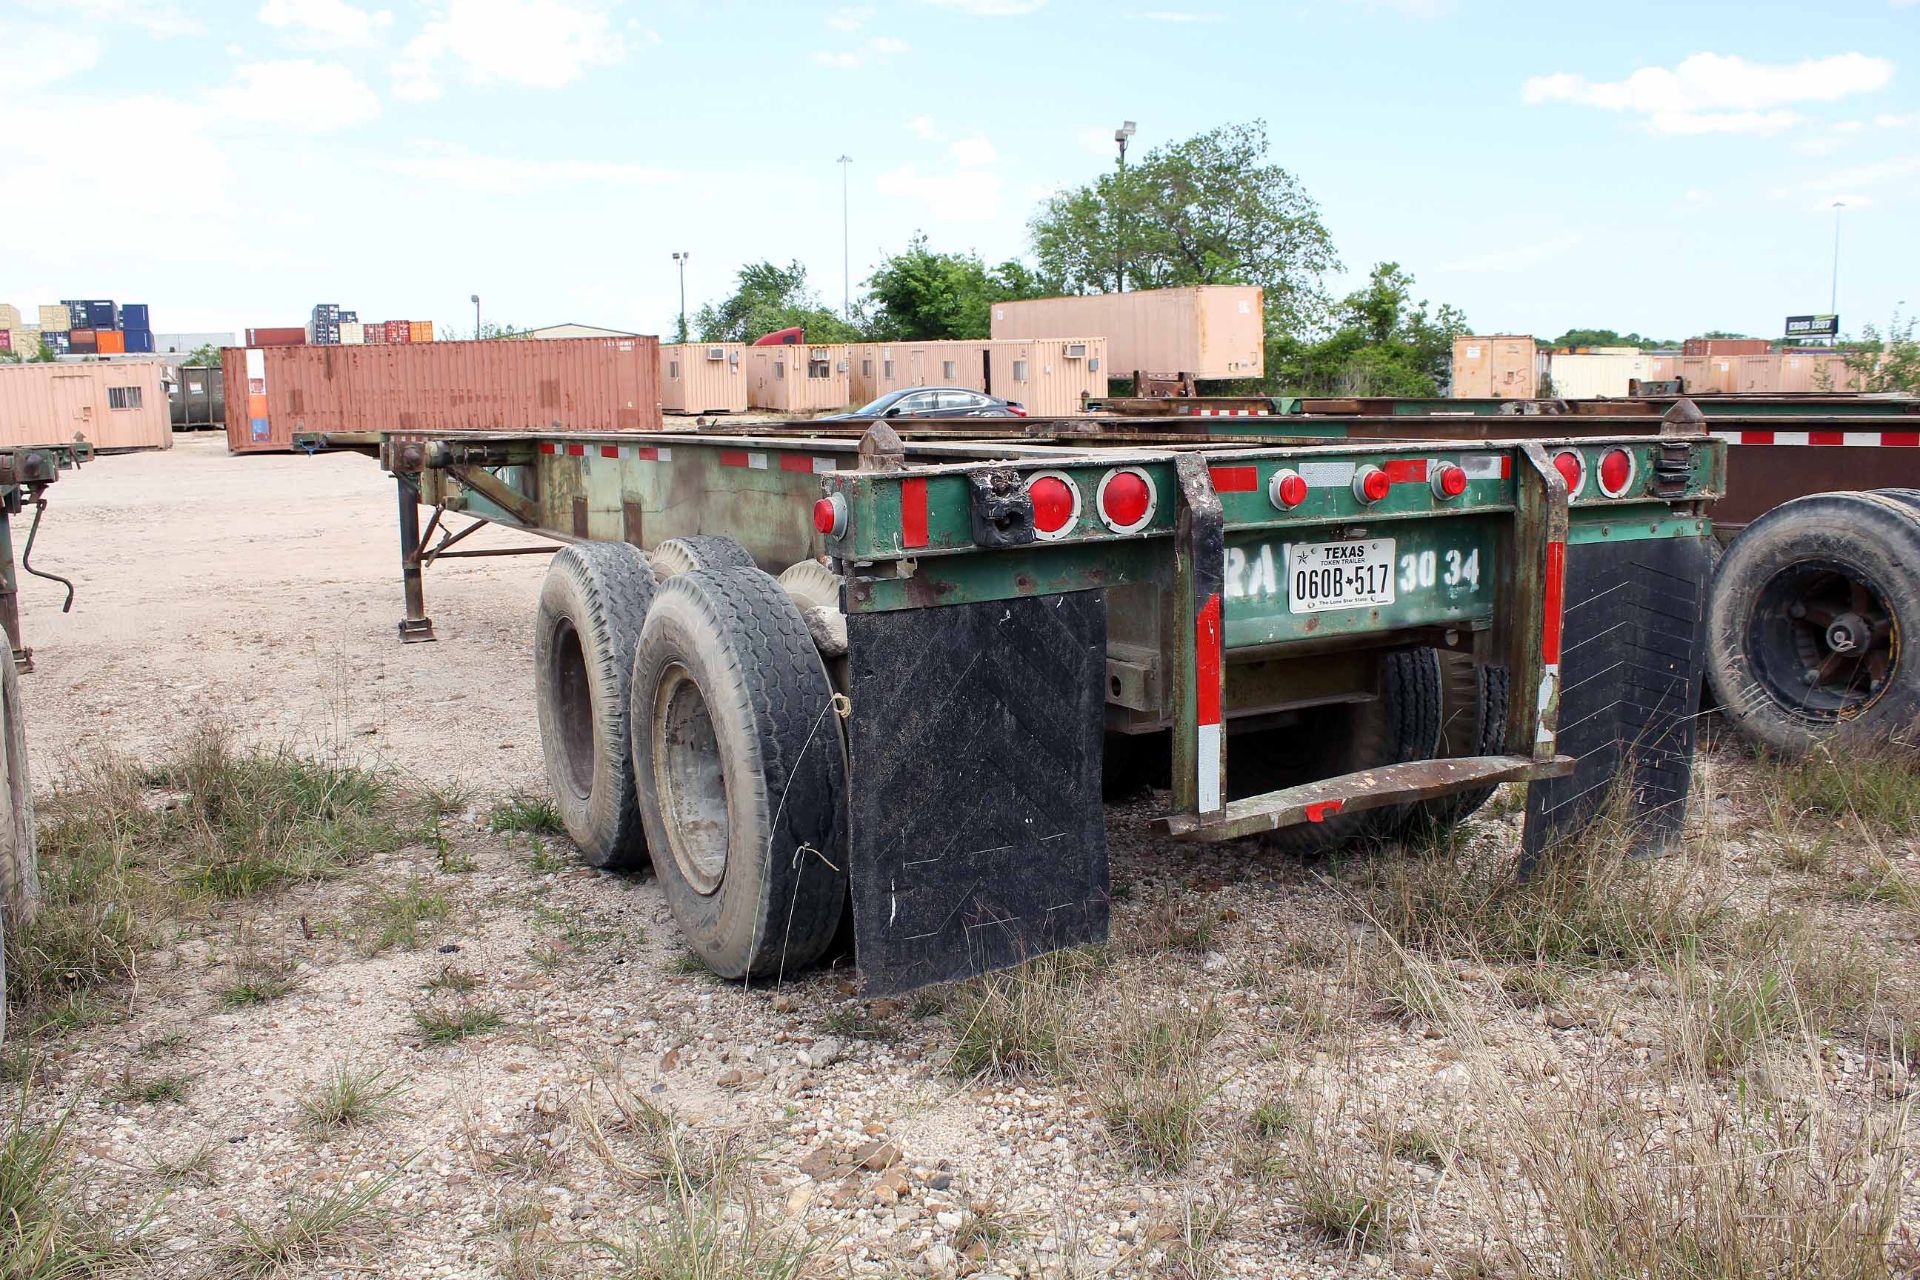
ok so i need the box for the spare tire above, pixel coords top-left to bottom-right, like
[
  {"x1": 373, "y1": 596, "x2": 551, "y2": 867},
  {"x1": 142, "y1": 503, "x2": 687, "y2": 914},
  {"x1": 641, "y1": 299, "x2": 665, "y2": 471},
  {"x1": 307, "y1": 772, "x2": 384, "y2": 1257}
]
[
  {"x1": 629, "y1": 567, "x2": 849, "y2": 980},
  {"x1": 534, "y1": 541, "x2": 655, "y2": 868},
  {"x1": 1402, "y1": 652, "x2": 1508, "y2": 839},
  {"x1": 651, "y1": 535, "x2": 755, "y2": 582},
  {"x1": 1707, "y1": 491, "x2": 1920, "y2": 755},
  {"x1": 1229, "y1": 647, "x2": 1443, "y2": 856}
]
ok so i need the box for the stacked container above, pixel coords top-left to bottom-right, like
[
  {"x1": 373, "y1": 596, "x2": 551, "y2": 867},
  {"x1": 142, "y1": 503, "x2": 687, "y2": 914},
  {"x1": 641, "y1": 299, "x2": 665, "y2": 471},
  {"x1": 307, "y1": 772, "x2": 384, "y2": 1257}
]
[
  {"x1": 384, "y1": 320, "x2": 412, "y2": 343},
  {"x1": 340, "y1": 321, "x2": 365, "y2": 345},
  {"x1": 245, "y1": 327, "x2": 305, "y2": 347},
  {"x1": 308, "y1": 304, "x2": 342, "y2": 346},
  {"x1": 68, "y1": 329, "x2": 98, "y2": 354},
  {"x1": 37, "y1": 305, "x2": 69, "y2": 335},
  {"x1": 409, "y1": 320, "x2": 434, "y2": 343}
]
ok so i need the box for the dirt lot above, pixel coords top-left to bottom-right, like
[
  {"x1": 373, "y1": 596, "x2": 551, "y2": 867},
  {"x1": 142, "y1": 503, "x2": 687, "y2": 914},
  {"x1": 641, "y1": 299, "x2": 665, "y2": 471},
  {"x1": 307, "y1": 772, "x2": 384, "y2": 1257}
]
[{"x1": 5, "y1": 433, "x2": 1919, "y2": 1279}]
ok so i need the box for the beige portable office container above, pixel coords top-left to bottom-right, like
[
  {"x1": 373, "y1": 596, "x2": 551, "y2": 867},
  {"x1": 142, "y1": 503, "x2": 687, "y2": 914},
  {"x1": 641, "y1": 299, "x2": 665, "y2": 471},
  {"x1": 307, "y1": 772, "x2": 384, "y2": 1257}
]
[
  {"x1": 1547, "y1": 350, "x2": 1652, "y2": 399},
  {"x1": 1451, "y1": 336, "x2": 1537, "y2": 399},
  {"x1": 1776, "y1": 352, "x2": 1861, "y2": 392},
  {"x1": 0, "y1": 361, "x2": 172, "y2": 450},
  {"x1": 745, "y1": 345, "x2": 851, "y2": 413},
  {"x1": 659, "y1": 342, "x2": 748, "y2": 414},
  {"x1": 989, "y1": 286, "x2": 1262, "y2": 380},
  {"x1": 848, "y1": 337, "x2": 1108, "y2": 415}
]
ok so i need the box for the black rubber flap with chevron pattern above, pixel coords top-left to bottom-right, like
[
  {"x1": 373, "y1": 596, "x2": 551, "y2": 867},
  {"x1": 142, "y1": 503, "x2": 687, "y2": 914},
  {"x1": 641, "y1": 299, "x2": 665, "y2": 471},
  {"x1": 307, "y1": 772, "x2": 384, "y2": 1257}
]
[
  {"x1": 845, "y1": 590, "x2": 1110, "y2": 994},
  {"x1": 1523, "y1": 533, "x2": 1712, "y2": 864}
]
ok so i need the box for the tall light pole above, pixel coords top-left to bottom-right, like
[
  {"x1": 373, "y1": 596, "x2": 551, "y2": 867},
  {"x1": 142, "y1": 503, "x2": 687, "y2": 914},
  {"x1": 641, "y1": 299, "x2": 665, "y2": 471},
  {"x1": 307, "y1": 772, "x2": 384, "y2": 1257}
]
[
  {"x1": 836, "y1": 155, "x2": 853, "y2": 318},
  {"x1": 672, "y1": 252, "x2": 690, "y2": 343},
  {"x1": 470, "y1": 293, "x2": 480, "y2": 339},
  {"x1": 1830, "y1": 202, "x2": 1845, "y2": 334},
  {"x1": 1114, "y1": 121, "x2": 1136, "y2": 293}
]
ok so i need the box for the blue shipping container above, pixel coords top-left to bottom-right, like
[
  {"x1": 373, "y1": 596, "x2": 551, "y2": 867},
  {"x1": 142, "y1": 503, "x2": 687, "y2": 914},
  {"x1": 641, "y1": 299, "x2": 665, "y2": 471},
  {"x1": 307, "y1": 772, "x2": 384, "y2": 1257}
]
[
  {"x1": 86, "y1": 301, "x2": 117, "y2": 329},
  {"x1": 63, "y1": 301, "x2": 87, "y2": 328},
  {"x1": 124, "y1": 330, "x2": 154, "y2": 353},
  {"x1": 121, "y1": 303, "x2": 149, "y2": 328}
]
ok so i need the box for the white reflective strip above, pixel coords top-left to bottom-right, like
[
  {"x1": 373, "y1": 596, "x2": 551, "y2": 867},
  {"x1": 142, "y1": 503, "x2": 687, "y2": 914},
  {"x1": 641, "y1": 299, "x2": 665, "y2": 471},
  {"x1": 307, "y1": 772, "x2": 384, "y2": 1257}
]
[
  {"x1": 1459, "y1": 453, "x2": 1502, "y2": 479},
  {"x1": 1772, "y1": 431, "x2": 1810, "y2": 446},
  {"x1": 1536, "y1": 663, "x2": 1559, "y2": 748},
  {"x1": 1298, "y1": 460, "x2": 1356, "y2": 488},
  {"x1": 657, "y1": 447, "x2": 672, "y2": 460},
  {"x1": 813, "y1": 456, "x2": 836, "y2": 473},
  {"x1": 1197, "y1": 722, "x2": 1222, "y2": 813},
  {"x1": 748, "y1": 451, "x2": 768, "y2": 469},
  {"x1": 1710, "y1": 430, "x2": 1740, "y2": 444},
  {"x1": 1843, "y1": 432, "x2": 1881, "y2": 447},
  {"x1": 244, "y1": 349, "x2": 265, "y2": 379}
]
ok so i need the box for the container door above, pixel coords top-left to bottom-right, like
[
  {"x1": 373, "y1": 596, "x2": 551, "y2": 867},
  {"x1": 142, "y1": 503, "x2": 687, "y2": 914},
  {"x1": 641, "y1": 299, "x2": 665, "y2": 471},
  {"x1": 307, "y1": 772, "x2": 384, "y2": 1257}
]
[{"x1": 49, "y1": 376, "x2": 92, "y2": 442}]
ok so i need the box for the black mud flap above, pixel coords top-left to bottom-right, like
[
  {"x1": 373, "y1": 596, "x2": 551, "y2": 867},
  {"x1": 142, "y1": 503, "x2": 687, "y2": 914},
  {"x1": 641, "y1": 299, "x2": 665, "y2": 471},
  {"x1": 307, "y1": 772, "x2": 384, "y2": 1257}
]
[
  {"x1": 844, "y1": 591, "x2": 1109, "y2": 994},
  {"x1": 1523, "y1": 533, "x2": 1711, "y2": 863}
]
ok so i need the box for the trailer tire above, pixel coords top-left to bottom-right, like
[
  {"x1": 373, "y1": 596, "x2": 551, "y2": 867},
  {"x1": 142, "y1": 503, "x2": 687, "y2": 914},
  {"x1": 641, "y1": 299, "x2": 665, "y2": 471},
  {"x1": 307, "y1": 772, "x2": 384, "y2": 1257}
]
[
  {"x1": 1707, "y1": 491, "x2": 1920, "y2": 755},
  {"x1": 0, "y1": 655, "x2": 35, "y2": 1045},
  {"x1": 1402, "y1": 654, "x2": 1507, "y2": 841},
  {"x1": 630, "y1": 567, "x2": 849, "y2": 980},
  {"x1": 1232, "y1": 647, "x2": 1443, "y2": 856},
  {"x1": 777, "y1": 559, "x2": 841, "y2": 613},
  {"x1": 534, "y1": 541, "x2": 655, "y2": 869},
  {"x1": 651, "y1": 535, "x2": 755, "y2": 582}
]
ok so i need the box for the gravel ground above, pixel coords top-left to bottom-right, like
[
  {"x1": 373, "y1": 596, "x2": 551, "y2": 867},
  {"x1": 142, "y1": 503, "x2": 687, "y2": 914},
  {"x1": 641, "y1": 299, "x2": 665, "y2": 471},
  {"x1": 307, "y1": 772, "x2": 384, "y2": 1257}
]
[{"x1": 7, "y1": 433, "x2": 1919, "y2": 1279}]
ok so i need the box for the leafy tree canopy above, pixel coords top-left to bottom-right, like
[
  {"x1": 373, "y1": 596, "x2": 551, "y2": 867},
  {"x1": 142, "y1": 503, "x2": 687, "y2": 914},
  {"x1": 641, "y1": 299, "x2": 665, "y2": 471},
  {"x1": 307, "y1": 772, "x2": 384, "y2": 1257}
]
[
  {"x1": 1028, "y1": 119, "x2": 1338, "y2": 332},
  {"x1": 1544, "y1": 328, "x2": 1677, "y2": 349},
  {"x1": 1266, "y1": 263, "x2": 1468, "y2": 397},
  {"x1": 864, "y1": 235, "x2": 1057, "y2": 341},
  {"x1": 1841, "y1": 315, "x2": 1920, "y2": 393},
  {"x1": 695, "y1": 260, "x2": 862, "y2": 345}
]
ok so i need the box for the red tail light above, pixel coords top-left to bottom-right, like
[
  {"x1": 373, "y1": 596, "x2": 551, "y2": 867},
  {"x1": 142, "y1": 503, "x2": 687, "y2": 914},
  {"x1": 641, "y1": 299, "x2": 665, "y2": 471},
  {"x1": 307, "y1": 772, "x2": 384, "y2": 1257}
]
[
  {"x1": 1025, "y1": 471, "x2": 1080, "y2": 540},
  {"x1": 1552, "y1": 450, "x2": 1586, "y2": 497},
  {"x1": 1430, "y1": 463, "x2": 1468, "y2": 500},
  {"x1": 1269, "y1": 468, "x2": 1308, "y2": 509},
  {"x1": 1352, "y1": 465, "x2": 1390, "y2": 505},
  {"x1": 1006, "y1": 402, "x2": 1027, "y2": 417},
  {"x1": 1096, "y1": 467, "x2": 1155, "y2": 533},
  {"x1": 813, "y1": 494, "x2": 847, "y2": 538},
  {"x1": 1597, "y1": 448, "x2": 1635, "y2": 497}
]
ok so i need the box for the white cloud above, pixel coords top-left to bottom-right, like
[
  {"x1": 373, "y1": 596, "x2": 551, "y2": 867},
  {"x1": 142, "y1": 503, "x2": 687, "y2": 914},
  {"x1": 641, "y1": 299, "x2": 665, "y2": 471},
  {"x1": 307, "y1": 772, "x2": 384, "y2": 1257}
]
[
  {"x1": 948, "y1": 136, "x2": 996, "y2": 165},
  {"x1": 1876, "y1": 113, "x2": 1916, "y2": 128},
  {"x1": 0, "y1": 23, "x2": 101, "y2": 90},
  {"x1": 23, "y1": 0, "x2": 203, "y2": 37},
  {"x1": 875, "y1": 163, "x2": 1002, "y2": 221},
  {"x1": 814, "y1": 36, "x2": 909, "y2": 68},
  {"x1": 1683, "y1": 189, "x2": 1709, "y2": 204},
  {"x1": 258, "y1": 0, "x2": 395, "y2": 48},
  {"x1": 396, "y1": 0, "x2": 631, "y2": 98},
  {"x1": 1524, "y1": 53, "x2": 1894, "y2": 136},
  {"x1": 1138, "y1": 9, "x2": 1221, "y2": 20},
  {"x1": 908, "y1": 114, "x2": 942, "y2": 140},
  {"x1": 917, "y1": 0, "x2": 1045, "y2": 13},
  {"x1": 381, "y1": 142, "x2": 677, "y2": 193},
  {"x1": 1438, "y1": 234, "x2": 1583, "y2": 274},
  {"x1": 205, "y1": 59, "x2": 381, "y2": 132},
  {"x1": 1790, "y1": 154, "x2": 1920, "y2": 192},
  {"x1": 827, "y1": 6, "x2": 873, "y2": 31}
]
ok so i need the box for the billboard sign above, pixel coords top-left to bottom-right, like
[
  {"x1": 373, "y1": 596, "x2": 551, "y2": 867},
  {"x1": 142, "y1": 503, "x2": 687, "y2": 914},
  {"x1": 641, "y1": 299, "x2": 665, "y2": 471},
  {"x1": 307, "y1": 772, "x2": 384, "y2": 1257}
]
[{"x1": 1785, "y1": 314, "x2": 1839, "y2": 338}]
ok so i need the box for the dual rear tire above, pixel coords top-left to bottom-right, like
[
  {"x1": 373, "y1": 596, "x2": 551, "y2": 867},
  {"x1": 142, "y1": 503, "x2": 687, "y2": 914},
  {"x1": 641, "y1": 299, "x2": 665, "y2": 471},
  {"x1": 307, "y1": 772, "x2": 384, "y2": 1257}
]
[{"x1": 533, "y1": 538, "x2": 849, "y2": 979}]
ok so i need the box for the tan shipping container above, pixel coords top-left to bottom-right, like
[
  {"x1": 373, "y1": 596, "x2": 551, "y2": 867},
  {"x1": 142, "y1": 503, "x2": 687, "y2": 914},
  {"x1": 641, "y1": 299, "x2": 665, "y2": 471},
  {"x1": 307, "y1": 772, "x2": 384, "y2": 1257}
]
[
  {"x1": 0, "y1": 306, "x2": 19, "y2": 333},
  {"x1": 659, "y1": 343, "x2": 748, "y2": 414},
  {"x1": 1451, "y1": 336, "x2": 1537, "y2": 399},
  {"x1": 0, "y1": 360, "x2": 172, "y2": 451},
  {"x1": 1733, "y1": 354, "x2": 1777, "y2": 393},
  {"x1": 745, "y1": 345, "x2": 851, "y2": 414},
  {"x1": 37, "y1": 305, "x2": 69, "y2": 333},
  {"x1": 848, "y1": 337, "x2": 1108, "y2": 415},
  {"x1": 410, "y1": 320, "x2": 435, "y2": 344},
  {"x1": 1547, "y1": 351, "x2": 1651, "y2": 399},
  {"x1": 1776, "y1": 352, "x2": 1862, "y2": 392},
  {"x1": 989, "y1": 285, "x2": 1262, "y2": 380},
  {"x1": 1649, "y1": 355, "x2": 1677, "y2": 380},
  {"x1": 223, "y1": 336, "x2": 662, "y2": 454}
]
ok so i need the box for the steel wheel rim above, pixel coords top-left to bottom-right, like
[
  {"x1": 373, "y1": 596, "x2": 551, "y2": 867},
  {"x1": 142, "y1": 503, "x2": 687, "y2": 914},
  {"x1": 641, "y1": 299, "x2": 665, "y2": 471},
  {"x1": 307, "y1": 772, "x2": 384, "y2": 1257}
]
[
  {"x1": 1746, "y1": 558, "x2": 1899, "y2": 723},
  {"x1": 653, "y1": 664, "x2": 730, "y2": 895}
]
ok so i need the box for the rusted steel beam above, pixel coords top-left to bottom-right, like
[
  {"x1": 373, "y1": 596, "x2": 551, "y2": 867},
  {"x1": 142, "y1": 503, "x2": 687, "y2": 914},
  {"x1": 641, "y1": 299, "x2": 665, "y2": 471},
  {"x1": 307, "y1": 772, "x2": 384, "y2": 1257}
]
[
  {"x1": 395, "y1": 476, "x2": 435, "y2": 644},
  {"x1": 446, "y1": 463, "x2": 541, "y2": 526}
]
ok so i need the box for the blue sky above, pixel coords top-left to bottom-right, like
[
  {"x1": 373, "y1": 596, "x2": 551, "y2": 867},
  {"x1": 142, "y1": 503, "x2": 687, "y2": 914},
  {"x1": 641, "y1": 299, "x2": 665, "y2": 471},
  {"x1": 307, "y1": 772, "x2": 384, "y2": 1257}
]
[{"x1": 2, "y1": 0, "x2": 1916, "y2": 344}]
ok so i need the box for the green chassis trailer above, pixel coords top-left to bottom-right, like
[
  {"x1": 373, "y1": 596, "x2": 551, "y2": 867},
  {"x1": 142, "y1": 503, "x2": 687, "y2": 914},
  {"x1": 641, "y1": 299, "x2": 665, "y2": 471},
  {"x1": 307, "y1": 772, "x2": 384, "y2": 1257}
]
[{"x1": 374, "y1": 421, "x2": 1721, "y2": 993}]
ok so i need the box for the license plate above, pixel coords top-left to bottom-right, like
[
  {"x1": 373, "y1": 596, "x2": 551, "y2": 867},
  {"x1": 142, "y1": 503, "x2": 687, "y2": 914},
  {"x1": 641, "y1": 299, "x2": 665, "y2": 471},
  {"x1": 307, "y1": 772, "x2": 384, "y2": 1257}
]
[{"x1": 1288, "y1": 538, "x2": 1396, "y2": 614}]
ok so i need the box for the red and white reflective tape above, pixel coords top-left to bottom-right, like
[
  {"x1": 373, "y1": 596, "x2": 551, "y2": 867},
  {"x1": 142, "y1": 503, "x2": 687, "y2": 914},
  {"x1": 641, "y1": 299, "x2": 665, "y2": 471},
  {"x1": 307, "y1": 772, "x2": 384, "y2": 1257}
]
[
  {"x1": 1195, "y1": 593, "x2": 1224, "y2": 812},
  {"x1": 538, "y1": 442, "x2": 673, "y2": 461},
  {"x1": 1537, "y1": 539, "x2": 1566, "y2": 752},
  {"x1": 718, "y1": 450, "x2": 770, "y2": 469},
  {"x1": 1178, "y1": 407, "x2": 1274, "y2": 417},
  {"x1": 777, "y1": 454, "x2": 839, "y2": 474},
  {"x1": 1710, "y1": 429, "x2": 1920, "y2": 447}
]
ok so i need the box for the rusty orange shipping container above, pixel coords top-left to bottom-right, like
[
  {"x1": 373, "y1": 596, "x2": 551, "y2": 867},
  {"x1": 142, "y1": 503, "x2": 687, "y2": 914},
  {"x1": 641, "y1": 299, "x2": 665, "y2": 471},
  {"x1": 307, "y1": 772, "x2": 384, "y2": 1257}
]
[
  {"x1": 223, "y1": 336, "x2": 662, "y2": 454},
  {"x1": 0, "y1": 361, "x2": 172, "y2": 451},
  {"x1": 96, "y1": 330, "x2": 125, "y2": 354}
]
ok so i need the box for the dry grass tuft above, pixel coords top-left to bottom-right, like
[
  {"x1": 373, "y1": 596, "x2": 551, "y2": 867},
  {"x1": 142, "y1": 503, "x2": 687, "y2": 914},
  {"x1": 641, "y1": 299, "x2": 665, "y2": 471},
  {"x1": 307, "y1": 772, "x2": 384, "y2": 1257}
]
[
  {"x1": 947, "y1": 949, "x2": 1104, "y2": 1079},
  {"x1": 1084, "y1": 992, "x2": 1222, "y2": 1172},
  {"x1": 221, "y1": 1168, "x2": 399, "y2": 1278}
]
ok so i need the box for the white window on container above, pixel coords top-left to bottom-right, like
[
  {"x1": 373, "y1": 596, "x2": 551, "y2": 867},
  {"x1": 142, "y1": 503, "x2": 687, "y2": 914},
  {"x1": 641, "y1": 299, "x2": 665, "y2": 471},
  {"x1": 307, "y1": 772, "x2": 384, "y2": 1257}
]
[
  {"x1": 774, "y1": 361, "x2": 786, "y2": 379},
  {"x1": 1012, "y1": 360, "x2": 1029, "y2": 382},
  {"x1": 942, "y1": 360, "x2": 956, "y2": 380},
  {"x1": 669, "y1": 360, "x2": 680, "y2": 379},
  {"x1": 809, "y1": 358, "x2": 830, "y2": 379},
  {"x1": 1089, "y1": 357, "x2": 1100, "y2": 373},
  {"x1": 107, "y1": 386, "x2": 142, "y2": 409},
  {"x1": 861, "y1": 359, "x2": 873, "y2": 377},
  {"x1": 883, "y1": 360, "x2": 895, "y2": 379}
]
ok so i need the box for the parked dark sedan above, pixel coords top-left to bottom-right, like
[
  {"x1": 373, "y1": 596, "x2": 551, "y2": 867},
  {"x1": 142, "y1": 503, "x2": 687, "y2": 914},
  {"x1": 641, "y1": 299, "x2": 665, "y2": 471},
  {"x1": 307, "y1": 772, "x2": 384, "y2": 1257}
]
[{"x1": 824, "y1": 387, "x2": 1026, "y2": 421}]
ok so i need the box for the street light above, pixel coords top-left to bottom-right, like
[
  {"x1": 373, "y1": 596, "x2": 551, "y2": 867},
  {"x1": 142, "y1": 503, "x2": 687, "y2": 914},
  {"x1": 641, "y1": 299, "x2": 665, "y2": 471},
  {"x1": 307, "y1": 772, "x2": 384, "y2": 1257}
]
[
  {"x1": 1830, "y1": 202, "x2": 1845, "y2": 336},
  {"x1": 1114, "y1": 121, "x2": 1136, "y2": 293},
  {"x1": 837, "y1": 155, "x2": 853, "y2": 319},
  {"x1": 671, "y1": 252, "x2": 690, "y2": 343},
  {"x1": 470, "y1": 293, "x2": 480, "y2": 339}
]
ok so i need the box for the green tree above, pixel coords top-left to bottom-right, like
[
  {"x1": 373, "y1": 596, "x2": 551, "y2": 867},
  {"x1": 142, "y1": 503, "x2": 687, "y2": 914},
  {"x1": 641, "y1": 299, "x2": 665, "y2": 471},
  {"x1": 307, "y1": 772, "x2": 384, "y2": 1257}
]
[
  {"x1": 694, "y1": 260, "x2": 863, "y2": 345},
  {"x1": 864, "y1": 235, "x2": 1057, "y2": 341},
  {"x1": 187, "y1": 343, "x2": 224, "y2": 366},
  {"x1": 1840, "y1": 315, "x2": 1920, "y2": 393},
  {"x1": 1028, "y1": 119, "x2": 1338, "y2": 332},
  {"x1": 1545, "y1": 328, "x2": 1676, "y2": 349},
  {"x1": 1266, "y1": 263, "x2": 1468, "y2": 396}
]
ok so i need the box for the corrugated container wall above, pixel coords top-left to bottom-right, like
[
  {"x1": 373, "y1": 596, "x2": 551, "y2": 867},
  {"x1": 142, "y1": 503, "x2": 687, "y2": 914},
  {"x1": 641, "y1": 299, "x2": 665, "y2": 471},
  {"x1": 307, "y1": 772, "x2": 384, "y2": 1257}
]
[
  {"x1": 37, "y1": 306, "x2": 69, "y2": 333},
  {"x1": 339, "y1": 322, "x2": 364, "y2": 345},
  {"x1": 745, "y1": 346, "x2": 852, "y2": 413},
  {"x1": 1450, "y1": 336, "x2": 1537, "y2": 399},
  {"x1": 0, "y1": 361, "x2": 173, "y2": 451},
  {"x1": 1682, "y1": 337, "x2": 1770, "y2": 357},
  {"x1": 1547, "y1": 351, "x2": 1651, "y2": 399},
  {"x1": 222, "y1": 336, "x2": 662, "y2": 454},
  {"x1": 847, "y1": 338, "x2": 1108, "y2": 415},
  {"x1": 246, "y1": 327, "x2": 305, "y2": 347},
  {"x1": 988, "y1": 286, "x2": 1263, "y2": 380},
  {"x1": 659, "y1": 343, "x2": 748, "y2": 414},
  {"x1": 0, "y1": 306, "x2": 18, "y2": 332},
  {"x1": 97, "y1": 330, "x2": 126, "y2": 355},
  {"x1": 1776, "y1": 352, "x2": 1863, "y2": 392},
  {"x1": 409, "y1": 321, "x2": 434, "y2": 343}
]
